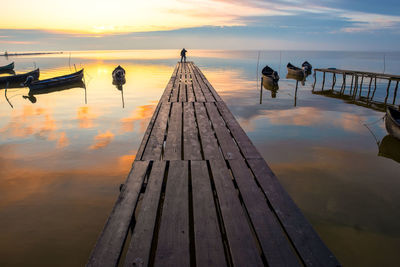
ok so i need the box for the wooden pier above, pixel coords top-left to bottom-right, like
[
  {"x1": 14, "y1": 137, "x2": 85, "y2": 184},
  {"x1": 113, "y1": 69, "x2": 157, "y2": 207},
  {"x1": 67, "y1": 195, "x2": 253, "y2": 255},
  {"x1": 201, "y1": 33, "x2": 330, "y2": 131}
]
[
  {"x1": 313, "y1": 68, "x2": 400, "y2": 110},
  {"x1": 87, "y1": 62, "x2": 340, "y2": 267}
]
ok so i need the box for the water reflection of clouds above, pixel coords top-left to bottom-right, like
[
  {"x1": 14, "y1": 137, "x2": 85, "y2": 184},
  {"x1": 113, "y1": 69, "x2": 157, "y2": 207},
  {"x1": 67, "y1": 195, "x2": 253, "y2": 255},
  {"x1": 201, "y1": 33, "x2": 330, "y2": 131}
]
[
  {"x1": 89, "y1": 130, "x2": 115, "y2": 150},
  {"x1": 120, "y1": 103, "x2": 156, "y2": 133},
  {"x1": 76, "y1": 106, "x2": 100, "y2": 129}
]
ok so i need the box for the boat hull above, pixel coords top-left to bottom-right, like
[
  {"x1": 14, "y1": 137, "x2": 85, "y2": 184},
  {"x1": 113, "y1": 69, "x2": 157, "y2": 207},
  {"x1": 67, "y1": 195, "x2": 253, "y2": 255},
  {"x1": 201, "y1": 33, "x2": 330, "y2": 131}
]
[
  {"x1": 0, "y1": 69, "x2": 40, "y2": 87},
  {"x1": 0, "y1": 62, "x2": 14, "y2": 71},
  {"x1": 385, "y1": 107, "x2": 400, "y2": 140}
]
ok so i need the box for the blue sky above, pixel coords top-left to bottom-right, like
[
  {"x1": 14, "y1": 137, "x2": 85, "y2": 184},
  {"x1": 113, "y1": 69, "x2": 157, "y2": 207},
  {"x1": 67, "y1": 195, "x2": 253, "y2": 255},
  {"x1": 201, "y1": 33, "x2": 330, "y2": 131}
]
[{"x1": 1, "y1": 0, "x2": 399, "y2": 51}]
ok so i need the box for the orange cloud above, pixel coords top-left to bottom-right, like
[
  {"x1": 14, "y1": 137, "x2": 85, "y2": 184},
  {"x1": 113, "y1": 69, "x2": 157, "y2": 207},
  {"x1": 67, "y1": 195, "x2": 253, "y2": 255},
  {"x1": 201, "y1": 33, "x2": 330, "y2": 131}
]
[
  {"x1": 89, "y1": 130, "x2": 115, "y2": 150},
  {"x1": 76, "y1": 106, "x2": 99, "y2": 128}
]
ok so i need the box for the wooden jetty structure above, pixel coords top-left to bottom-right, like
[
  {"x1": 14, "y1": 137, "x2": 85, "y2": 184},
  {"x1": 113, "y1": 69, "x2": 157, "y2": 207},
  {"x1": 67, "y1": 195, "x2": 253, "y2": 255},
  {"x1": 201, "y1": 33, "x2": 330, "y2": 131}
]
[
  {"x1": 313, "y1": 68, "x2": 400, "y2": 110},
  {"x1": 87, "y1": 62, "x2": 340, "y2": 267}
]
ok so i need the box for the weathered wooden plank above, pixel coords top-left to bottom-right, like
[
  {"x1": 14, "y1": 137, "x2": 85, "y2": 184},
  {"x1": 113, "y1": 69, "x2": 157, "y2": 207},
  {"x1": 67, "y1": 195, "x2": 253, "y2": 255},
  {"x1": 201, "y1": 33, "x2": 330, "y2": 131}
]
[
  {"x1": 136, "y1": 103, "x2": 162, "y2": 161},
  {"x1": 193, "y1": 64, "x2": 223, "y2": 102},
  {"x1": 124, "y1": 161, "x2": 167, "y2": 267},
  {"x1": 194, "y1": 103, "x2": 222, "y2": 160},
  {"x1": 191, "y1": 160, "x2": 227, "y2": 267},
  {"x1": 228, "y1": 159, "x2": 300, "y2": 266},
  {"x1": 179, "y1": 79, "x2": 187, "y2": 102},
  {"x1": 247, "y1": 158, "x2": 340, "y2": 266},
  {"x1": 160, "y1": 63, "x2": 180, "y2": 102},
  {"x1": 87, "y1": 161, "x2": 150, "y2": 267},
  {"x1": 164, "y1": 103, "x2": 182, "y2": 160},
  {"x1": 170, "y1": 80, "x2": 180, "y2": 102},
  {"x1": 209, "y1": 159, "x2": 263, "y2": 267},
  {"x1": 205, "y1": 102, "x2": 242, "y2": 159},
  {"x1": 191, "y1": 64, "x2": 215, "y2": 102},
  {"x1": 154, "y1": 161, "x2": 190, "y2": 267},
  {"x1": 142, "y1": 103, "x2": 171, "y2": 160},
  {"x1": 183, "y1": 103, "x2": 202, "y2": 160},
  {"x1": 216, "y1": 101, "x2": 262, "y2": 159},
  {"x1": 188, "y1": 63, "x2": 206, "y2": 102},
  {"x1": 187, "y1": 80, "x2": 196, "y2": 102}
]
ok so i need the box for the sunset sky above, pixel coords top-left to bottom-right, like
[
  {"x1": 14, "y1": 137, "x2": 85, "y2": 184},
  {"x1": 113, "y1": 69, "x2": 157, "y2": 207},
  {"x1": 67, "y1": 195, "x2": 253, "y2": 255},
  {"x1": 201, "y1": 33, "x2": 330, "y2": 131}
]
[{"x1": 1, "y1": 0, "x2": 400, "y2": 51}]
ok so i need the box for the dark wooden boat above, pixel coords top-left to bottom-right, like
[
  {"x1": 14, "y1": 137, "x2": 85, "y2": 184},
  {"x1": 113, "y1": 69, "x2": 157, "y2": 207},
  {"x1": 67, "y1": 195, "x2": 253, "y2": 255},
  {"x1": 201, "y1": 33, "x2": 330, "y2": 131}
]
[
  {"x1": 0, "y1": 62, "x2": 14, "y2": 71},
  {"x1": 302, "y1": 61, "x2": 312, "y2": 74},
  {"x1": 112, "y1": 65, "x2": 126, "y2": 87},
  {"x1": 287, "y1": 62, "x2": 304, "y2": 76},
  {"x1": 28, "y1": 69, "x2": 83, "y2": 90},
  {"x1": 385, "y1": 106, "x2": 400, "y2": 140},
  {"x1": 261, "y1": 65, "x2": 279, "y2": 83},
  {"x1": 378, "y1": 135, "x2": 400, "y2": 164},
  {"x1": 0, "y1": 68, "x2": 39, "y2": 85}
]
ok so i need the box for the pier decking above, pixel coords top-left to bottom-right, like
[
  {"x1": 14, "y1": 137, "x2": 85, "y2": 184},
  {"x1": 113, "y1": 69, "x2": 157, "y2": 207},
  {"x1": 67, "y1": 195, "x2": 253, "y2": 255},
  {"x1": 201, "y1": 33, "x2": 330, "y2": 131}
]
[{"x1": 87, "y1": 62, "x2": 340, "y2": 267}]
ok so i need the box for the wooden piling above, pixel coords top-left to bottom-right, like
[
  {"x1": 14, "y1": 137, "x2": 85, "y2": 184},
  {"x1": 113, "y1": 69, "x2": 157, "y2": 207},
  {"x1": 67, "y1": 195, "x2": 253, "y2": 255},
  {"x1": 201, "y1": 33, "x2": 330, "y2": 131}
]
[
  {"x1": 393, "y1": 81, "x2": 399, "y2": 105},
  {"x1": 331, "y1": 73, "x2": 336, "y2": 91},
  {"x1": 384, "y1": 79, "x2": 392, "y2": 105},
  {"x1": 321, "y1": 71, "x2": 326, "y2": 91}
]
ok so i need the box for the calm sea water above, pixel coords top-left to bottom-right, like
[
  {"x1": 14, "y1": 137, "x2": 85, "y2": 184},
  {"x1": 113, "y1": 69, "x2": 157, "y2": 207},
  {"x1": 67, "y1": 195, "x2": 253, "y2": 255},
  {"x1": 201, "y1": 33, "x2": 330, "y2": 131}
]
[{"x1": 0, "y1": 50, "x2": 399, "y2": 266}]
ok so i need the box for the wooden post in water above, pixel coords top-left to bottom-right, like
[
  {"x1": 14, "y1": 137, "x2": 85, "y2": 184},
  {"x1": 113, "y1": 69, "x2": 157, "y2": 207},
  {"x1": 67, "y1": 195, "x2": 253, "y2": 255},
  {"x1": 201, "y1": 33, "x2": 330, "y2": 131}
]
[
  {"x1": 352, "y1": 75, "x2": 358, "y2": 99},
  {"x1": 340, "y1": 73, "x2": 346, "y2": 95},
  {"x1": 393, "y1": 80, "x2": 399, "y2": 105},
  {"x1": 312, "y1": 70, "x2": 317, "y2": 92},
  {"x1": 367, "y1": 76, "x2": 373, "y2": 102},
  {"x1": 359, "y1": 75, "x2": 364, "y2": 98},
  {"x1": 331, "y1": 73, "x2": 336, "y2": 91},
  {"x1": 384, "y1": 79, "x2": 391, "y2": 105},
  {"x1": 350, "y1": 74, "x2": 354, "y2": 95},
  {"x1": 260, "y1": 77, "x2": 263, "y2": 104},
  {"x1": 371, "y1": 76, "x2": 377, "y2": 101},
  {"x1": 321, "y1": 72, "x2": 326, "y2": 91}
]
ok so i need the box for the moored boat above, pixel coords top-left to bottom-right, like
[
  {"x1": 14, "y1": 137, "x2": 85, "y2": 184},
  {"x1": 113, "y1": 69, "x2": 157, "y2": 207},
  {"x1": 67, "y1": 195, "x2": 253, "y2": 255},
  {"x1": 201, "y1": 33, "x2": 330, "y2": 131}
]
[
  {"x1": 261, "y1": 65, "x2": 279, "y2": 84},
  {"x1": 287, "y1": 62, "x2": 304, "y2": 76},
  {"x1": 385, "y1": 106, "x2": 400, "y2": 140},
  {"x1": 112, "y1": 65, "x2": 126, "y2": 88},
  {"x1": 302, "y1": 61, "x2": 312, "y2": 74},
  {"x1": 0, "y1": 62, "x2": 14, "y2": 71},
  {"x1": 0, "y1": 68, "x2": 39, "y2": 85},
  {"x1": 27, "y1": 69, "x2": 83, "y2": 90}
]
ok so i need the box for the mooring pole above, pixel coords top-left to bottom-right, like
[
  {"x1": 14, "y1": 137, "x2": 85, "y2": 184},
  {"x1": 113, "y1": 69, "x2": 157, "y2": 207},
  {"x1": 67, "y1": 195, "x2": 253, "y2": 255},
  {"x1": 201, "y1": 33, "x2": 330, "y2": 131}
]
[
  {"x1": 384, "y1": 79, "x2": 391, "y2": 105},
  {"x1": 371, "y1": 76, "x2": 377, "y2": 101},
  {"x1": 359, "y1": 75, "x2": 364, "y2": 98},
  {"x1": 367, "y1": 76, "x2": 373, "y2": 102},
  {"x1": 312, "y1": 70, "x2": 317, "y2": 92},
  {"x1": 321, "y1": 72, "x2": 326, "y2": 91},
  {"x1": 331, "y1": 73, "x2": 336, "y2": 91},
  {"x1": 393, "y1": 81, "x2": 399, "y2": 105}
]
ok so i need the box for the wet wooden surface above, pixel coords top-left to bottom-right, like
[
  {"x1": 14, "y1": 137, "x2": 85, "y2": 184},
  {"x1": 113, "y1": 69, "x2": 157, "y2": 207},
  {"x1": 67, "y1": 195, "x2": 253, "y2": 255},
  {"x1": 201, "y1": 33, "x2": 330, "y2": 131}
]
[{"x1": 87, "y1": 62, "x2": 340, "y2": 267}]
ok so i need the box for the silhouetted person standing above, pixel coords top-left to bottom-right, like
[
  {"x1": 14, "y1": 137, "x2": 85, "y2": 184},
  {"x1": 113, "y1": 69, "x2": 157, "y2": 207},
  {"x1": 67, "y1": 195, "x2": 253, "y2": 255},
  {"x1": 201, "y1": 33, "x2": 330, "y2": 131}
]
[{"x1": 180, "y1": 48, "x2": 187, "y2": 63}]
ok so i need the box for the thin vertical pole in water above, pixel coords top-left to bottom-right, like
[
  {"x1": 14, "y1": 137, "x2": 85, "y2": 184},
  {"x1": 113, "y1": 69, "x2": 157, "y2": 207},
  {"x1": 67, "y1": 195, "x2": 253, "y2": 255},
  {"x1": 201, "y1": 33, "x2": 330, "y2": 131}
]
[
  {"x1": 294, "y1": 81, "x2": 298, "y2": 107},
  {"x1": 256, "y1": 51, "x2": 260, "y2": 91},
  {"x1": 367, "y1": 76, "x2": 373, "y2": 102},
  {"x1": 359, "y1": 75, "x2": 364, "y2": 98},
  {"x1": 312, "y1": 70, "x2": 317, "y2": 92},
  {"x1": 352, "y1": 75, "x2": 358, "y2": 99},
  {"x1": 371, "y1": 76, "x2": 377, "y2": 101},
  {"x1": 384, "y1": 79, "x2": 391, "y2": 105},
  {"x1": 393, "y1": 81, "x2": 399, "y2": 105},
  {"x1": 350, "y1": 74, "x2": 354, "y2": 95},
  {"x1": 331, "y1": 73, "x2": 336, "y2": 91},
  {"x1": 260, "y1": 77, "x2": 263, "y2": 104},
  {"x1": 321, "y1": 72, "x2": 326, "y2": 91},
  {"x1": 341, "y1": 73, "x2": 346, "y2": 94}
]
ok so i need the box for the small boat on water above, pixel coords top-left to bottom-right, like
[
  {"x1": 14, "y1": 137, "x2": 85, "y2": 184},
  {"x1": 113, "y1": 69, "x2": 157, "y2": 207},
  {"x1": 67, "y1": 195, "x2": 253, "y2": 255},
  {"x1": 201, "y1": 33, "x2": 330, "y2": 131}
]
[
  {"x1": 302, "y1": 61, "x2": 312, "y2": 74},
  {"x1": 287, "y1": 62, "x2": 304, "y2": 76},
  {"x1": 0, "y1": 62, "x2": 14, "y2": 71},
  {"x1": 385, "y1": 106, "x2": 400, "y2": 140},
  {"x1": 112, "y1": 65, "x2": 126, "y2": 88},
  {"x1": 26, "y1": 69, "x2": 83, "y2": 90},
  {"x1": 0, "y1": 68, "x2": 39, "y2": 85},
  {"x1": 261, "y1": 65, "x2": 279, "y2": 84}
]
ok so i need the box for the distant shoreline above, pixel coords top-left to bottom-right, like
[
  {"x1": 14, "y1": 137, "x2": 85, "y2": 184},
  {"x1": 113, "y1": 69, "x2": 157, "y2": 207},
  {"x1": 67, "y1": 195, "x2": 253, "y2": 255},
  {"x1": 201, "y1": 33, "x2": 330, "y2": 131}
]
[{"x1": 1, "y1": 52, "x2": 63, "y2": 57}]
